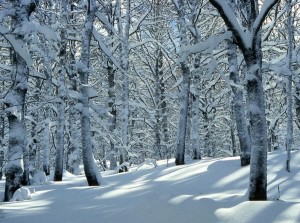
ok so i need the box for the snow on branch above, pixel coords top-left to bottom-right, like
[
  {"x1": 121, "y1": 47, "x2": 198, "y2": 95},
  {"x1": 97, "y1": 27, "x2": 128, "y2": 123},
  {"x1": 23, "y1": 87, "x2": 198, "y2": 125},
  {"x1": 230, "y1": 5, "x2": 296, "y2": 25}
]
[
  {"x1": 129, "y1": 7, "x2": 151, "y2": 36},
  {"x1": 0, "y1": 25, "x2": 33, "y2": 68},
  {"x1": 253, "y1": 0, "x2": 280, "y2": 37},
  {"x1": 179, "y1": 31, "x2": 232, "y2": 62},
  {"x1": 92, "y1": 28, "x2": 123, "y2": 71},
  {"x1": 95, "y1": 11, "x2": 118, "y2": 35},
  {"x1": 209, "y1": 0, "x2": 248, "y2": 49}
]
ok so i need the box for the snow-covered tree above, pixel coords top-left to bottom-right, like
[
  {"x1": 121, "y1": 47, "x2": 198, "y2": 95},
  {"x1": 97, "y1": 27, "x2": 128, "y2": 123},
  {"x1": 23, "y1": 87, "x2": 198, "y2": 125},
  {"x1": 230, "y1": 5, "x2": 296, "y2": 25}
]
[
  {"x1": 172, "y1": 0, "x2": 192, "y2": 165},
  {"x1": 79, "y1": 0, "x2": 101, "y2": 186},
  {"x1": 285, "y1": 0, "x2": 294, "y2": 172},
  {"x1": 3, "y1": 0, "x2": 38, "y2": 202},
  {"x1": 54, "y1": 0, "x2": 68, "y2": 182},
  {"x1": 227, "y1": 39, "x2": 251, "y2": 166},
  {"x1": 209, "y1": 0, "x2": 280, "y2": 200}
]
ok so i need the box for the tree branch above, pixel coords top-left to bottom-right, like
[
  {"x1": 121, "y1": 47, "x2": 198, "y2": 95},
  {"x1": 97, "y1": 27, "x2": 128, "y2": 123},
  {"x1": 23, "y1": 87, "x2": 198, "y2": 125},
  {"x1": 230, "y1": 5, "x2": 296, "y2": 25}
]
[
  {"x1": 253, "y1": 0, "x2": 281, "y2": 37},
  {"x1": 209, "y1": 0, "x2": 248, "y2": 52}
]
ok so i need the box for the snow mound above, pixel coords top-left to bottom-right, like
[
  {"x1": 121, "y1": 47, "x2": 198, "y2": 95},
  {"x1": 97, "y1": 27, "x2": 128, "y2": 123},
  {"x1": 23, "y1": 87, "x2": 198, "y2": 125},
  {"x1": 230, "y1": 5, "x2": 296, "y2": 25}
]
[{"x1": 10, "y1": 187, "x2": 31, "y2": 202}]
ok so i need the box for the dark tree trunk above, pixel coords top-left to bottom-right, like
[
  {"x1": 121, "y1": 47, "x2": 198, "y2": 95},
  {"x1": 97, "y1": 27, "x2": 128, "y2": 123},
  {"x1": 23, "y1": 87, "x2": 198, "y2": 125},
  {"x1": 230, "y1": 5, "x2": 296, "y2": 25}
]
[
  {"x1": 227, "y1": 39, "x2": 251, "y2": 166},
  {"x1": 209, "y1": 0, "x2": 279, "y2": 200}
]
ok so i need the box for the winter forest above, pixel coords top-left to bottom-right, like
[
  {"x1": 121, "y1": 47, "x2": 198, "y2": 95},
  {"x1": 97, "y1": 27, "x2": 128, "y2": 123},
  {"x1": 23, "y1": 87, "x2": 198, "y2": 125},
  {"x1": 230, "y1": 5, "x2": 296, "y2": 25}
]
[{"x1": 1, "y1": 0, "x2": 300, "y2": 221}]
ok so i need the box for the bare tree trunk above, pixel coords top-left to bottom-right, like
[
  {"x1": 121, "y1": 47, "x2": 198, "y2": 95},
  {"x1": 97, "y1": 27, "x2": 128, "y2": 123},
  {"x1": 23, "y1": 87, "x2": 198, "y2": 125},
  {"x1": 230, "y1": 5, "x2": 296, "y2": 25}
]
[
  {"x1": 286, "y1": 0, "x2": 293, "y2": 172},
  {"x1": 116, "y1": 0, "x2": 131, "y2": 171},
  {"x1": 5, "y1": 53, "x2": 27, "y2": 199},
  {"x1": 154, "y1": 49, "x2": 164, "y2": 159},
  {"x1": 54, "y1": 0, "x2": 68, "y2": 181},
  {"x1": 174, "y1": 0, "x2": 191, "y2": 165},
  {"x1": 0, "y1": 105, "x2": 3, "y2": 178},
  {"x1": 79, "y1": 0, "x2": 100, "y2": 186},
  {"x1": 227, "y1": 39, "x2": 251, "y2": 166},
  {"x1": 67, "y1": 3, "x2": 81, "y2": 175},
  {"x1": 230, "y1": 115, "x2": 238, "y2": 157},
  {"x1": 43, "y1": 70, "x2": 52, "y2": 176},
  {"x1": 107, "y1": 59, "x2": 117, "y2": 170},
  {"x1": 191, "y1": 24, "x2": 202, "y2": 160},
  {"x1": 41, "y1": 0, "x2": 55, "y2": 175},
  {"x1": 209, "y1": 0, "x2": 279, "y2": 200}
]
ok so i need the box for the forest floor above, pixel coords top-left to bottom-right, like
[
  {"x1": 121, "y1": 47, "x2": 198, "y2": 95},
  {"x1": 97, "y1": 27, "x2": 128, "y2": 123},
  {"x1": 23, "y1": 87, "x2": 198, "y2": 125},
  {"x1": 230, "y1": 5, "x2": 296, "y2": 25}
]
[{"x1": 1, "y1": 150, "x2": 300, "y2": 223}]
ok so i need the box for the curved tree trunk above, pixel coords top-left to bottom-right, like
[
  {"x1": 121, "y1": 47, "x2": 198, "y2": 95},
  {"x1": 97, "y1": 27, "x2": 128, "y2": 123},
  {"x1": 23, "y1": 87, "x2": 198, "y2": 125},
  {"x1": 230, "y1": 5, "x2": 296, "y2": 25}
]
[{"x1": 79, "y1": 0, "x2": 100, "y2": 186}]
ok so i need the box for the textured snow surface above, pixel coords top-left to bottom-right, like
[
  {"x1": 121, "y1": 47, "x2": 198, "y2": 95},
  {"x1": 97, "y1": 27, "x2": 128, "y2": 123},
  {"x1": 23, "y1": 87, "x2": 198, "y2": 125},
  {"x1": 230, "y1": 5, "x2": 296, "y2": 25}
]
[{"x1": 1, "y1": 151, "x2": 300, "y2": 223}]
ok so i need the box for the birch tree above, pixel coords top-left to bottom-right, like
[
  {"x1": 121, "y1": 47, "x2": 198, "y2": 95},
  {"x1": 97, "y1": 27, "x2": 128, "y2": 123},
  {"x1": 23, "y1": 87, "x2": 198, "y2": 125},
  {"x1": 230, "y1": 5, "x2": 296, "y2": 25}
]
[
  {"x1": 209, "y1": 0, "x2": 279, "y2": 200},
  {"x1": 172, "y1": 0, "x2": 191, "y2": 165}
]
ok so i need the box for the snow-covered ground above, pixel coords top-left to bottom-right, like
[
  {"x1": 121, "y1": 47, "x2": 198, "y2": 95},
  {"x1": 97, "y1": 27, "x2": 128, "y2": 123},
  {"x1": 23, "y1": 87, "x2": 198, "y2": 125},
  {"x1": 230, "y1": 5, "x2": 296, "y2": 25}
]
[{"x1": 1, "y1": 151, "x2": 300, "y2": 223}]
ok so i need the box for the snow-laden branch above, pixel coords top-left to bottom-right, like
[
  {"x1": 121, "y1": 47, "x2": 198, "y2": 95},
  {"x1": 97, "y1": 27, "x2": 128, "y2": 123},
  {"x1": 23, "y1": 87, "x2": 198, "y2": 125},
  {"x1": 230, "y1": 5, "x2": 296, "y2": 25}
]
[
  {"x1": 209, "y1": 0, "x2": 248, "y2": 49},
  {"x1": 179, "y1": 31, "x2": 232, "y2": 62},
  {"x1": 95, "y1": 11, "x2": 118, "y2": 35},
  {"x1": 0, "y1": 25, "x2": 33, "y2": 68},
  {"x1": 92, "y1": 28, "x2": 123, "y2": 71},
  {"x1": 253, "y1": 0, "x2": 280, "y2": 37},
  {"x1": 129, "y1": 8, "x2": 151, "y2": 36}
]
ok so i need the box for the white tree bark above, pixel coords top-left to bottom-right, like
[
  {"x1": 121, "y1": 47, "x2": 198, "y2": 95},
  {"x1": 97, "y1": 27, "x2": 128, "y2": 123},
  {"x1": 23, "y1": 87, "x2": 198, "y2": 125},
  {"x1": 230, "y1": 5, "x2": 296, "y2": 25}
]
[
  {"x1": 191, "y1": 53, "x2": 201, "y2": 160},
  {"x1": 173, "y1": 0, "x2": 191, "y2": 165}
]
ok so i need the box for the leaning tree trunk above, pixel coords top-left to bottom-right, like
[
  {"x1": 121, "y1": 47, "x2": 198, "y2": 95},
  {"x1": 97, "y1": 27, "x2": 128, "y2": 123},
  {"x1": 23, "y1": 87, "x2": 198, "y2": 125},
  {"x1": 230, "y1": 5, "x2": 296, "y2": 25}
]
[
  {"x1": 54, "y1": 0, "x2": 68, "y2": 182},
  {"x1": 227, "y1": 39, "x2": 251, "y2": 166},
  {"x1": 4, "y1": 0, "x2": 37, "y2": 202},
  {"x1": 79, "y1": 0, "x2": 100, "y2": 186}
]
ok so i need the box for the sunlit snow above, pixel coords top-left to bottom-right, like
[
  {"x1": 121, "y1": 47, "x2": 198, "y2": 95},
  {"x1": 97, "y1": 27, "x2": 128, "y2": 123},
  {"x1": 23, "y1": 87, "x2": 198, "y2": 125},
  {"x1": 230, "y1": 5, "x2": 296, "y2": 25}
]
[{"x1": 1, "y1": 151, "x2": 300, "y2": 223}]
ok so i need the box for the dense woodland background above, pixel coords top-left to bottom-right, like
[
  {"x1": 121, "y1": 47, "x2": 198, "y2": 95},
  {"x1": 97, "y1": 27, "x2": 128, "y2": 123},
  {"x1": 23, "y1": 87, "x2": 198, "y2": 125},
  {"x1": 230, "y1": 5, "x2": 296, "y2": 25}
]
[{"x1": 0, "y1": 0, "x2": 299, "y2": 201}]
